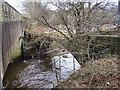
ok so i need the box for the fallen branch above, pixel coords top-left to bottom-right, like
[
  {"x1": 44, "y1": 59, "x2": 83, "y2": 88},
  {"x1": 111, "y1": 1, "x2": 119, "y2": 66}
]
[{"x1": 88, "y1": 74, "x2": 96, "y2": 87}]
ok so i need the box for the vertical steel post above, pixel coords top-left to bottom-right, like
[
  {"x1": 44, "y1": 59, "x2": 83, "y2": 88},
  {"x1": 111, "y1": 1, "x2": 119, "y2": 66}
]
[
  {"x1": 118, "y1": 1, "x2": 120, "y2": 58},
  {"x1": 118, "y1": 0, "x2": 120, "y2": 30},
  {"x1": 0, "y1": 0, "x2": 3, "y2": 89}
]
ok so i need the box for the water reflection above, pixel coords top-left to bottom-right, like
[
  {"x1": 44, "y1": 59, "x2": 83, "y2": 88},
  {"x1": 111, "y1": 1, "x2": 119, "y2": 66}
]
[{"x1": 3, "y1": 50, "x2": 80, "y2": 88}]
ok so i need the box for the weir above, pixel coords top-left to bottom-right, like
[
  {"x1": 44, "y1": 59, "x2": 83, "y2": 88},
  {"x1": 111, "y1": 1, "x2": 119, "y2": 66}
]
[{"x1": 0, "y1": 0, "x2": 23, "y2": 88}]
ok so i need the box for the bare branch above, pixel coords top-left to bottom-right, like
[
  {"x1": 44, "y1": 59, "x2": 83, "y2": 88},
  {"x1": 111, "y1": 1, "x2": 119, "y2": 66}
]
[{"x1": 42, "y1": 16, "x2": 70, "y2": 40}]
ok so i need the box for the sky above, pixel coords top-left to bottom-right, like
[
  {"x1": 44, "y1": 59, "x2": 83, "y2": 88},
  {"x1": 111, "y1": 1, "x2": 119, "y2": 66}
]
[{"x1": 5, "y1": 0, "x2": 118, "y2": 14}]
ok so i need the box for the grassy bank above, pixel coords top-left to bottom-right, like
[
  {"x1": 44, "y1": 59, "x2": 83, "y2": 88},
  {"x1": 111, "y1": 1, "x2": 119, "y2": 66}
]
[{"x1": 55, "y1": 57, "x2": 119, "y2": 88}]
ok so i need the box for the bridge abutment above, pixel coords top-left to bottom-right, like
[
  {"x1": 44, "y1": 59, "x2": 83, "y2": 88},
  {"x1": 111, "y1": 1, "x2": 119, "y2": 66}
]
[{"x1": 0, "y1": 0, "x2": 23, "y2": 88}]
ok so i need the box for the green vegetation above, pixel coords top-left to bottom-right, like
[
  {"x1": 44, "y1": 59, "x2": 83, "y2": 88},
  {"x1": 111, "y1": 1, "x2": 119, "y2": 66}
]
[
  {"x1": 11, "y1": 39, "x2": 22, "y2": 60},
  {"x1": 11, "y1": 48, "x2": 21, "y2": 60}
]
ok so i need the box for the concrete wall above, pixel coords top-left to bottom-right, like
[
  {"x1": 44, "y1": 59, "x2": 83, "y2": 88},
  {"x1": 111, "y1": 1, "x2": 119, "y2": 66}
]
[
  {"x1": 64, "y1": 35, "x2": 120, "y2": 64},
  {"x1": 89, "y1": 35, "x2": 120, "y2": 58},
  {"x1": 0, "y1": 0, "x2": 3, "y2": 88},
  {"x1": 1, "y1": 1, "x2": 22, "y2": 74},
  {"x1": 0, "y1": 0, "x2": 23, "y2": 88}
]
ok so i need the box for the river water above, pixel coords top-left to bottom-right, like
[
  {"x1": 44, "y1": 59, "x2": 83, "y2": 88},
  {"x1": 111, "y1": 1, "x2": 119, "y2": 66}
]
[{"x1": 3, "y1": 50, "x2": 80, "y2": 88}]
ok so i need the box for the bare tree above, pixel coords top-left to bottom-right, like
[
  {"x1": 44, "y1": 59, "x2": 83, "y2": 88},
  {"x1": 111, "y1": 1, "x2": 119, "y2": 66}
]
[{"x1": 23, "y1": 1, "x2": 117, "y2": 65}]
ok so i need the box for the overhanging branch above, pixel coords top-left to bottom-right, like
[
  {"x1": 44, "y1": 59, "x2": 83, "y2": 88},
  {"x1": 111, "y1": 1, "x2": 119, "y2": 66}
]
[{"x1": 42, "y1": 16, "x2": 70, "y2": 40}]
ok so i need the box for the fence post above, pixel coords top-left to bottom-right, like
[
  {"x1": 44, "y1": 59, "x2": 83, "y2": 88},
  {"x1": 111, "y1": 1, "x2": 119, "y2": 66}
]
[
  {"x1": 0, "y1": 0, "x2": 3, "y2": 89},
  {"x1": 118, "y1": 37, "x2": 120, "y2": 58},
  {"x1": 118, "y1": 0, "x2": 120, "y2": 31},
  {"x1": 118, "y1": 1, "x2": 120, "y2": 58}
]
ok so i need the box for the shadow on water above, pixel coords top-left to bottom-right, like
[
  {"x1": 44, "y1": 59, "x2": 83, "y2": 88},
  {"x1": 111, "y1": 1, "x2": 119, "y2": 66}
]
[{"x1": 3, "y1": 49, "x2": 81, "y2": 88}]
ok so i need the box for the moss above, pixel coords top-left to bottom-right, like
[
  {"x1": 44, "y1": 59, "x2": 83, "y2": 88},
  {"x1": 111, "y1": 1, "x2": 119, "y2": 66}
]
[
  {"x1": 11, "y1": 39, "x2": 22, "y2": 60},
  {"x1": 11, "y1": 48, "x2": 21, "y2": 60}
]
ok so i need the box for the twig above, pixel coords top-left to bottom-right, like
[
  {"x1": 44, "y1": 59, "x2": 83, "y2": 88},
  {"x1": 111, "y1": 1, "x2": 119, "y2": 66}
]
[
  {"x1": 88, "y1": 74, "x2": 96, "y2": 87},
  {"x1": 42, "y1": 16, "x2": 70, "y2": 40}
]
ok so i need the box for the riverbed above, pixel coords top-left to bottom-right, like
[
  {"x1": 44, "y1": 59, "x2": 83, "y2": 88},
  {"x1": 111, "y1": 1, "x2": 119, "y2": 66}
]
[{"x1": 3, "y1": 50, "x2": 80, "y2": 88}]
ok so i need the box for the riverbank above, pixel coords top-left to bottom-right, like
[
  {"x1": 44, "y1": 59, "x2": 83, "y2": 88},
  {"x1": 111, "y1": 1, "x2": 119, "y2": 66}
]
[
  {"x1": 55, "y1": 57, "x2": 119, "y2": 88},
  {"x1": 19, "y1": 28, "x2": 119, "y2": 88}
]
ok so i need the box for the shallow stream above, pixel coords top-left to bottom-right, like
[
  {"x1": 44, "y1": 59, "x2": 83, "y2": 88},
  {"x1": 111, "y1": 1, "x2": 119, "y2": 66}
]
[{"x1": 3, "y1": 50, "x2": 80, "y2": 88}]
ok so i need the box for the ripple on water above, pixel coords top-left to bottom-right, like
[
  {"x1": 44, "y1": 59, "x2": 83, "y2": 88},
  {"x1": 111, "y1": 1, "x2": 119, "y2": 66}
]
[{"x1": 4, "y1": 50, "x2": 81, "y2": 88}]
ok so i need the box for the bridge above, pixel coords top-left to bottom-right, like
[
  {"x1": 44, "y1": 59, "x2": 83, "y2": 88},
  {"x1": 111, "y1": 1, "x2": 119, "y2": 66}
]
[
  {"x1": 0, "y1": 0, "x2": 23, "y2": 89},
  {"x1": 0, "y1": 0, "x2": 120, "y2": 89}
]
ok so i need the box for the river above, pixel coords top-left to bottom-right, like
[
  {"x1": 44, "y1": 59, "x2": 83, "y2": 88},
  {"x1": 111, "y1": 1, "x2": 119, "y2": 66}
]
[{"x1": 3, "y1": 49, "x2": 80, "y2": 88}]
